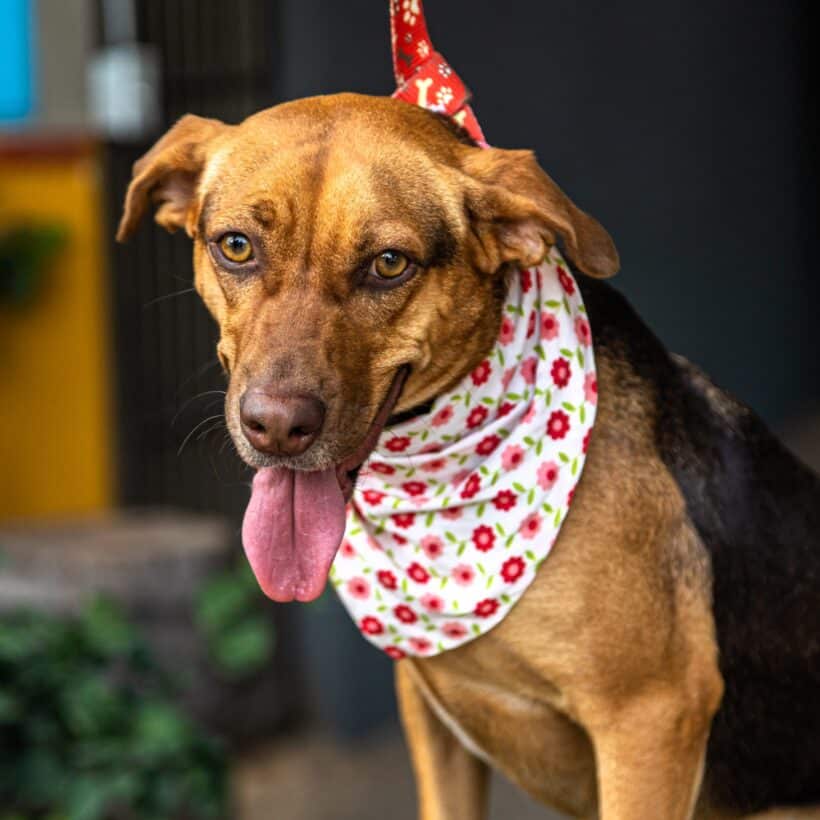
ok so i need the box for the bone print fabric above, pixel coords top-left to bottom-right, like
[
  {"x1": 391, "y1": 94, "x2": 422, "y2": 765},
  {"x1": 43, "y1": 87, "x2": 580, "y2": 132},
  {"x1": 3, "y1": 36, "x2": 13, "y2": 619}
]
[
  {"x1": 332, "y1": 253, "x2": 597, "y2": 657},
  {"x1": 390, "y1": 0, "x2": 486, "y2": 144}
]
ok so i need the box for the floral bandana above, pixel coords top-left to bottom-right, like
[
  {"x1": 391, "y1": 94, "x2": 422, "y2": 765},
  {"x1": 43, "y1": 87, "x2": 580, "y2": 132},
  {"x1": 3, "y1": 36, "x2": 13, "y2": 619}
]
[
  {"x1": 331, "y1": 253, "x2": 597, "y2": 657},
  {"x1": 329, "y1": 1, "x2": 597, "y2": 657}
]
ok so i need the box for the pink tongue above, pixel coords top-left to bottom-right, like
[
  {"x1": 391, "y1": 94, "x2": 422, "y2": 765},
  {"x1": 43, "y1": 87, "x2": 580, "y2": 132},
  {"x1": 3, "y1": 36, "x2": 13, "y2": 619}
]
[{"x1": 242, "y1": 467, "x2": 346, "y2": 602}]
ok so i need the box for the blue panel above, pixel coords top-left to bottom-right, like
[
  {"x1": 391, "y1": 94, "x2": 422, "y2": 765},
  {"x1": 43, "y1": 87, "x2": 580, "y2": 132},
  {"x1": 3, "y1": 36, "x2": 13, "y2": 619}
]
[{"x1": 0, "y1": 0, "x2": 35, "y2": 122}]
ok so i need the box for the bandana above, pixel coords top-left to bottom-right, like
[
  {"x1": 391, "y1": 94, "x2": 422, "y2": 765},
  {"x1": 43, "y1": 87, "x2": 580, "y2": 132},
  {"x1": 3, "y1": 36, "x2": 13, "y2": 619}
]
[{"x1": 331, "y1": 253, "x2": 597, "y2": 657}]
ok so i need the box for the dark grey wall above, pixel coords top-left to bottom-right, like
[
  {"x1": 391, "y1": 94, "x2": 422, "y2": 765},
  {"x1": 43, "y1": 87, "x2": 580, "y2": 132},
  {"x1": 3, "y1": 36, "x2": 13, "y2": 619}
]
[{"x1": 276, "y1": 0, "x2": 817, "y2": 427}]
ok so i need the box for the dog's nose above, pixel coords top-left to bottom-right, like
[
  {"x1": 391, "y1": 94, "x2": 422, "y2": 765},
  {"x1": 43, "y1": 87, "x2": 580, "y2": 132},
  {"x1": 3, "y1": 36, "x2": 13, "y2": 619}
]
[{"x1": 240, "y1": 390, "x2": 326, "y2": 457}]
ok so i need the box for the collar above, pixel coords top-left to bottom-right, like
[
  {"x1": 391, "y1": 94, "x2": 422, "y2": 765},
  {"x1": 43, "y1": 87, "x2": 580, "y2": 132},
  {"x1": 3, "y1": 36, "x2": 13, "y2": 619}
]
[{"x1": 331, "y1": 254, "x2": 597, "y2": 657}]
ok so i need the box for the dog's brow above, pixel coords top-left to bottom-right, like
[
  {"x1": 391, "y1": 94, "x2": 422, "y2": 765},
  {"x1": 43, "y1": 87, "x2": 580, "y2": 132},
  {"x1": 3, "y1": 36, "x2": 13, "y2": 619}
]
[{"x1": 250, "y1": 199, "x2": 277, "y2": 229}]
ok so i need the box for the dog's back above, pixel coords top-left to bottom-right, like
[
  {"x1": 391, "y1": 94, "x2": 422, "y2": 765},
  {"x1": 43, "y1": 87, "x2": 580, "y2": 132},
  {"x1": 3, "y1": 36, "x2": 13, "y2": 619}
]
[{"x1": 579, "y1": 274, "x2": 820, "y2": 812}]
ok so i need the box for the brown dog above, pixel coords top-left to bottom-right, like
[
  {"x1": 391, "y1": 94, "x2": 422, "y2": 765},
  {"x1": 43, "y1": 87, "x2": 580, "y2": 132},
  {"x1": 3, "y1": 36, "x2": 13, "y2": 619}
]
[{"x1": 118, "y1": 94, "x2": 820, "y2": 819}]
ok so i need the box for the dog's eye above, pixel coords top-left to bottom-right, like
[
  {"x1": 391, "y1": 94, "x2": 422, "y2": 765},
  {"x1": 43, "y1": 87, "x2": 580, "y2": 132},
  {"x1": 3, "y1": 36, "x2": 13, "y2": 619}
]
[
  {"x1": 371, "y1": 250, "x2": 411, "y2": 280},
  {"x1": 217, "y1": 232, "x2": 254, "y2": 264}
]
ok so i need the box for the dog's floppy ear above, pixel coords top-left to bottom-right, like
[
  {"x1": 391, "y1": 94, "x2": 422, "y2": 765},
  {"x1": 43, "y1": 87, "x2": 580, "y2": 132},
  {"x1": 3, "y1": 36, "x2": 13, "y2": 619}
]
[
  {"x1": 116, "y1": 114, "x2": 227, "y2": 242},
  {"x1": 459, "y1": 147, "x2": 619, "y2": 279}
]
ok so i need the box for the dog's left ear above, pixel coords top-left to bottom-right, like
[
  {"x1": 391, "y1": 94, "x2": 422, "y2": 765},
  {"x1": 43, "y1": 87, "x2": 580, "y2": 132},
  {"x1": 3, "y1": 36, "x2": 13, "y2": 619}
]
[
  {"x1": 116, "y1": 114, "x2": 228, "y2": 241},
  {"x1": 459, "y1": 147, "x2": 619, "y2": 278}
]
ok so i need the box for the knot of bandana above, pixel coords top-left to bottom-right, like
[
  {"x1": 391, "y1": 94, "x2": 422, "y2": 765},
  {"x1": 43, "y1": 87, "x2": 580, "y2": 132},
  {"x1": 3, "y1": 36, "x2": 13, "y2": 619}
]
[
  {"x1": 332, "y1": 255, "x2": 597, "y2": 658},
  {"x1": 389, "y1": 0, "x2": 486, "y2": 144}
]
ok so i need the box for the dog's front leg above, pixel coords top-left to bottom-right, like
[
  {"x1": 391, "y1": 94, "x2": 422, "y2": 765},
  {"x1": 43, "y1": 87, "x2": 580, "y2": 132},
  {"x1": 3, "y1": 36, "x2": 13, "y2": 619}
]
[{"x1": 395, "y1": 660, "x2": 489, "y2": 820}]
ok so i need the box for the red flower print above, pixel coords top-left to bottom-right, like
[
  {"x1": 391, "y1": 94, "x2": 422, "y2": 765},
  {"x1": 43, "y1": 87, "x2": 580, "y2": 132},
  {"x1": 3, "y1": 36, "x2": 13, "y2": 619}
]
[
  {"x1": 471, "y1": 359, "x2": 492, "y2": 386},
  {"x1": 409, "y1": 636, "x2": 433, "y2": 654},
  {"x1": 520, "y1": 268, "x2": 533, "y2": 292},
  {"x1": 392, "y1": 533, "x2": 408, "y2": 545},
  {"x1": 567, "y1": 488, "x2": 576, "y2": 507},
  {"x1": 523, "y1": 402, "x2": 536, "y2": 423},
  {"x1": 472, "y1": 524, "x2": 496, "y2": 552},
  {"x1": 497, "y1": 401, "x2": 516, "y2": 419},
  {"x1": 377, "y1": 569, "x2": 398, "y2": 590},
  {"x1": 583, "y1": 429, "x2": 592, "y2": 454},
  {"x1": 339, "y1": 540, "x2": 356, "y2": 559},
  {"x1": 550, "y1": 357, "x2": 572, "y2": 388},
  {"x1": 346, "y1": 577, "x2": 371, "y2": 600},
  {"x1": 526, "y1": 310, "x2": 536, "y2": 339},
  {"x1": 420, "y1": 442, "x2": 442, "y2": 454},
  {"x1": 520, "y1": 512, "x2": 542, "y2": 540},
  {"x1": 460, "y1": 473, "x2": 481, "y2": 500},
  {"x1": 537, "y1": 460, "x2": 560, "y2": 491},
  {"x1": 421, "y1": 457, "x2": 447, "y2": 473},
  {"x1": 450, "y1": 469, "x2": 470, "y2": 487},
  {"x1": 441, "y1": 621, "x2": 468, "y2": 640},
  {"x1": 557, "y1": 265, "x2": 575, "y2": 295},
  {"x1": 452, "y1": 563, "x2": 475, "y2": 586},
  {"x1": 431, "y1": 405, "x2": 454, "y2": 427},
  {"x1": 474, "y1": 598, "x2": 500, "y2": 618},
  {"x1": 492, "y1": 489, "x2": 517, "y2": 511},
  {"x1": 392, "y1": 512, "x2": 415, "y2": 529},
  {"x1": 421, "y1": 593, "x2": 445, "y2": 613},
  {"x1": 501, "y1": 444, "x2": 525, "y2": 471},
  {"x1": 521, "y1": 356, "x2": 538, "y2": 385},
  {"x1": 369, "y1": 462, "x2": 395, "y2": 475},
  {"x1": 420, "y1": 535, "x2": 444, "y2": 559},
  {"x1": 441, "y1": 506, "x2": 462, "y2": 520},
  {"x1": 501, "y1": 367, "x2": 516, "y2": 392},
  {"x1": 362, "y1": 489, "x2": 386, "y2": 506},
  {"x1": 584, "y1": 372, "x2": 598, "y2": 405},
  {"x1": 546, "y1": 410, "x2": 571, "y2": 440},
  {"x1": 498, "y1": 315, "x2": 515, "y2": 345},
  {"x1": 407, "y1": 562, "x2": 430, "y2": 584},
  {"x1": 385, "y1": 646, "x2": 406, "y2": 660},
  {"x1": 501, "y1": 556, "x2": 526, "y2": 583},
  {"x1": 476, "y1": 434, "x2": 501, "y2": 456},
  {"x1": 466, "y1": 406, "x2": 488, "y2": 429},
  {"x1": 541, "y1": 312, "x2": 559, "y2": 340},
  {"x1": 394, "y1": 604, "x2": 418, "y2": 624},
  {"x1": 575, "y1": 316, "x2": 592, "y2": 347},
  {"x1": 360, "y1": 616, "x2": 384, "y2": 635},
  {"x1": 402, "y1": 480, "x2": 427, "y2": 497},
  {"x1": 385, "y1": 436, "x2": 411, "y2": 453}
]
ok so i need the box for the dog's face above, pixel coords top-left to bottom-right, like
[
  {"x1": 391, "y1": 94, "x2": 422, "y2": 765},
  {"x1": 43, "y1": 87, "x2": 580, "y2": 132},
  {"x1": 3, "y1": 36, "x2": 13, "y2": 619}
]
[{"x1": 118, "y1": 93, "x2": 617, "y2": 600}]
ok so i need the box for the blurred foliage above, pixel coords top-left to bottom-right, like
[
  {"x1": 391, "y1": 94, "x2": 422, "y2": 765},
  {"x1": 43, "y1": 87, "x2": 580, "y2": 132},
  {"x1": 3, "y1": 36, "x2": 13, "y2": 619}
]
[
  {"x1": 0, "y1": 598, "x2": 226, "y2": 820},
  {"x1": 195, "y1": 562, "x2": 275, "y2": 680},
  {"x1": 0, "y1": 224, "x2": 67, "y2": 307}
]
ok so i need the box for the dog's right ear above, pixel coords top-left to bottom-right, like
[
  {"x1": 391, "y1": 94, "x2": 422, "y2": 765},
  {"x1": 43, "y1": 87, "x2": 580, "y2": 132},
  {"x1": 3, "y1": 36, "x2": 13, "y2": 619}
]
[{"x1": 116, "y1": 114, "x2": 227, "y2": 242}]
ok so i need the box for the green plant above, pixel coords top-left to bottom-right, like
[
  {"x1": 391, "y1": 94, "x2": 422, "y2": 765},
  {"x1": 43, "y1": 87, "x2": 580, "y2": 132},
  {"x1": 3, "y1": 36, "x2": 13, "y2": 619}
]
[
  {"x1": 195, "y1": 562, "x2": 276, "y2": 680},
  {"x1": 0, "y1": 598, "x2": 226, "y2": 820},
  {"x1": 0, "y1": 224, "x2": 66, "y2": 307}
]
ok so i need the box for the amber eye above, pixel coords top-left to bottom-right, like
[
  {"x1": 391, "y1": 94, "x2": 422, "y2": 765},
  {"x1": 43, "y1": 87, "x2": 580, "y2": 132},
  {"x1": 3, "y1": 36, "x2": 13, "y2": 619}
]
[
  {"x1": 371, "y1": 250, "x2": 410, "y2": 279},
  {"x1": 218, "y1": 232, "x2": 253, "y2": 264}
]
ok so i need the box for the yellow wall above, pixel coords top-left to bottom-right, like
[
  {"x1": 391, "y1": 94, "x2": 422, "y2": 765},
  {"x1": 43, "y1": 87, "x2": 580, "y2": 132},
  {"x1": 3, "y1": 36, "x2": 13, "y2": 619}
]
[{"x1": 0, "y1": 144, "x2": 114, "y2": 520}]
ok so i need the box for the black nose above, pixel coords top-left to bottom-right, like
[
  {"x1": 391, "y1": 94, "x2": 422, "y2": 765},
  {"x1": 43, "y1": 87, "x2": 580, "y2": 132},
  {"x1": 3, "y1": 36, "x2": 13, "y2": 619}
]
[{"x1": 239, "y1": 390, "x2": 326, "y2": 457}]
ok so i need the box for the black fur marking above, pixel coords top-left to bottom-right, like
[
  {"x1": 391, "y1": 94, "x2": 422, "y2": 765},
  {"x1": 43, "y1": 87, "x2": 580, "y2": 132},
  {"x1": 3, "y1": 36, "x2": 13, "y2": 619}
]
[{"x1": 577, "y1": 274, "x2": 820, "y2": 812}]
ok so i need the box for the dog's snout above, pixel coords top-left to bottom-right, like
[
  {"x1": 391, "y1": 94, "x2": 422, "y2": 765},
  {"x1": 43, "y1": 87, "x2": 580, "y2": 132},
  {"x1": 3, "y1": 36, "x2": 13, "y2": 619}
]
[{"x1": 240, "y1": 390, "x2": 326, "y2": 457}]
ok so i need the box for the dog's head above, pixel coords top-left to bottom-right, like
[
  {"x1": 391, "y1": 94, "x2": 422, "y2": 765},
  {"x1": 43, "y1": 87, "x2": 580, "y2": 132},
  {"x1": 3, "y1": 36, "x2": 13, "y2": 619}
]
[{"x1": 118, "y1": 93, "x2": 618, "y2": 601}]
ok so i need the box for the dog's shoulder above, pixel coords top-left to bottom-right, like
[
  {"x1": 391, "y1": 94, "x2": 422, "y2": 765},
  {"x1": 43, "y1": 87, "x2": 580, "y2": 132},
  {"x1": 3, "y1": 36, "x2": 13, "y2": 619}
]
[{"x1": 577, "y1": 271, "x2": 820, "y2": 812}]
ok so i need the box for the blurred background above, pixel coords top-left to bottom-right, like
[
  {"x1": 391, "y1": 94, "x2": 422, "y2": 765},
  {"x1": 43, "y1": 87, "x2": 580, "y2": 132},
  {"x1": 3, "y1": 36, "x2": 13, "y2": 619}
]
[{"x1": 0, "y1": 0, "x2": 816, "y2": 818}]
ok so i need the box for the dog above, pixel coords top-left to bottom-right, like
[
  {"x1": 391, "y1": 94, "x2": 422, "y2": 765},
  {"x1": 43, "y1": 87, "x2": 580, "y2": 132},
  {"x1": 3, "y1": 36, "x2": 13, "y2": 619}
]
[{"x1": 117, "y1": 93, "x2": 820, "y2": 819}]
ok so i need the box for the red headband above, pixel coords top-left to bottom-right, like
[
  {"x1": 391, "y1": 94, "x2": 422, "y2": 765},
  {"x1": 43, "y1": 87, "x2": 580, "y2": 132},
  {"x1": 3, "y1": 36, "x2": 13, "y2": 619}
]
[{"x1": 390, "y1": 0, "x2": 486, "y2": 145}]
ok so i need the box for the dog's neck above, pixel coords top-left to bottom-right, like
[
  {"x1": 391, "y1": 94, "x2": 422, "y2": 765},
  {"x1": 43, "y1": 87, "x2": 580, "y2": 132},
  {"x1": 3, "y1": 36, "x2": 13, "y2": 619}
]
[{"x1": 331, "y1": 251, "x2": 598, "y2": 658}]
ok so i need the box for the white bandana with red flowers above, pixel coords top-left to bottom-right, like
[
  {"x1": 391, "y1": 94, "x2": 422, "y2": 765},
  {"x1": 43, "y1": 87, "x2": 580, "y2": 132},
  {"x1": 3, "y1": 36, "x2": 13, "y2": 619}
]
[{"x1": 330, "y1": 252, "x2": 597, "y2": 658}]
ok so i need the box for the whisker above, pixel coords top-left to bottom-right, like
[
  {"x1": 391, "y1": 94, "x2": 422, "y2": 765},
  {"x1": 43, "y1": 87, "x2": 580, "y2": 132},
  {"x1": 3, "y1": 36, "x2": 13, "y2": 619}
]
[
  {"x1": 143, "y1": 288, "x2": 197, "y2": 309},
  {"x1": 171, "y1": 390, "x2": 227, "y2": 426},
  {"x1": 177, "y1": 414, "x2": 224, "y2": 457}
]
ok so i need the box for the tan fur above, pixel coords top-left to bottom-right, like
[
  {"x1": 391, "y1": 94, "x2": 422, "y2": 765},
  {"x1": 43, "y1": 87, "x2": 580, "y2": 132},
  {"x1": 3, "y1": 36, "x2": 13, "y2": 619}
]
[{"x1": 118, "y1": 93, "x2": 807, "y2": 819}]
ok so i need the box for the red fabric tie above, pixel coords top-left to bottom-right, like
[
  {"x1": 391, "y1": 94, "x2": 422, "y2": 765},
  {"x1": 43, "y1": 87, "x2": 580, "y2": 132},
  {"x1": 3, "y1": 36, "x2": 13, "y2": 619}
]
[{"x1": 389, "y1": 0, "x2": 486, "y2": 145}]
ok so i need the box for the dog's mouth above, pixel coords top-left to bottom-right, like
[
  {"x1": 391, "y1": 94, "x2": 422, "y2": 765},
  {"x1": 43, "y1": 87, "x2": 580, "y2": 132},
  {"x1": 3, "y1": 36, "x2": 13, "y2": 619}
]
[{"x1": 241, "y1": 367, "x2": 409, "y2": 603}]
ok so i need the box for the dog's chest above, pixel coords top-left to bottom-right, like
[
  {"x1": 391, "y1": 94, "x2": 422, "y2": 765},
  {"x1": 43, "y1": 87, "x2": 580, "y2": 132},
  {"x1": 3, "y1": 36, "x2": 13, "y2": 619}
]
[{"x1": 413, "y1": 662, "x2": 598, "y2": 815}]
